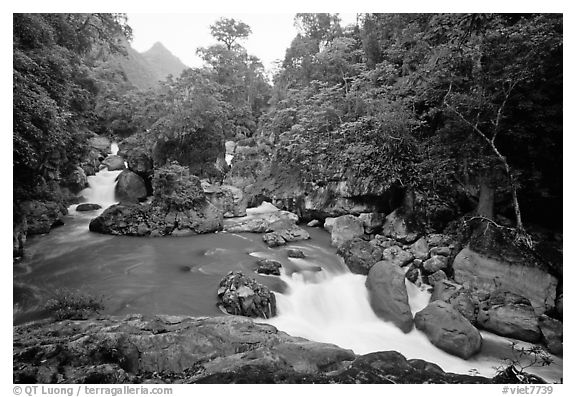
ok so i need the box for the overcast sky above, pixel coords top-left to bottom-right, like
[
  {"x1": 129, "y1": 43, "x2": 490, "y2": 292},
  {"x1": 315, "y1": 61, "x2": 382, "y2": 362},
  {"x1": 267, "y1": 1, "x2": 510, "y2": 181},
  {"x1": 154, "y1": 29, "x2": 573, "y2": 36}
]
[{"x1": 127, "y1": 13, "x2": 358, "y2": 72}]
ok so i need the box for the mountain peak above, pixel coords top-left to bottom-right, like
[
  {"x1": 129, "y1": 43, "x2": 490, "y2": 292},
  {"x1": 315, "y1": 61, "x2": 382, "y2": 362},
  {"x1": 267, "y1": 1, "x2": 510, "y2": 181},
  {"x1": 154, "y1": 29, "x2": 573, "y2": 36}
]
[{"x1": 141, "y1": 42, "x2": 188, "y2": 80}]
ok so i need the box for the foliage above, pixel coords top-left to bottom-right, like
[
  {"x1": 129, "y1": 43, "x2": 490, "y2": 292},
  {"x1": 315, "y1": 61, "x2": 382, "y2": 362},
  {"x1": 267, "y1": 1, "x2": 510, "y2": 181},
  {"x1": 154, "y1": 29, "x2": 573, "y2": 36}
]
[
  {"x1": 210, "y1": 18, "x2": 252, "y2": 50},
  {"x1": 493, "y1": 342, "x2": 554, "y2": 383},
  {"x1": 44, "y1": 288, "x2": 104, "y2": 320},
  {"x1": 13, "y1": 13, "x2": 132, "y2": 206},
  {"x1": 152, "y1": 162, "x2": 205, "y2": 211},
  {"x1": 260, "y1": 13, "x2": 562, "y2": 231}
]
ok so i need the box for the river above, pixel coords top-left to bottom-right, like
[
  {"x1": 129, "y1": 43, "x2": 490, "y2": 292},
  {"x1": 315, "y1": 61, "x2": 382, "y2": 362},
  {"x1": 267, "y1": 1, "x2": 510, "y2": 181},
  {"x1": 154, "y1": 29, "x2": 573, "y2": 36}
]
[{"x1": 13, "y1": 145, "x2": 563, "y2": 383}]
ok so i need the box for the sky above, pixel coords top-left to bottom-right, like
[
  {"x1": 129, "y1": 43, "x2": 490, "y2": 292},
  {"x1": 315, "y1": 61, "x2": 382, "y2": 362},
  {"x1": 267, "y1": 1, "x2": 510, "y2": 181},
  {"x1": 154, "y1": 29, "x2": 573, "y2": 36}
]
[{"x1": 127, "y1": 13, "x2": 358, "y2": 72}]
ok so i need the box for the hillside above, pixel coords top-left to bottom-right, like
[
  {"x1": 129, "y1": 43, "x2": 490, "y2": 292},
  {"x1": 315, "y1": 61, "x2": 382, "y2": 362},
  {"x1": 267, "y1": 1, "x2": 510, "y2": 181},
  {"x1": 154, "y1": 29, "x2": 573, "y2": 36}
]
[{"x1": 141, "y1": 42, "x2": 188, "y2": 81}]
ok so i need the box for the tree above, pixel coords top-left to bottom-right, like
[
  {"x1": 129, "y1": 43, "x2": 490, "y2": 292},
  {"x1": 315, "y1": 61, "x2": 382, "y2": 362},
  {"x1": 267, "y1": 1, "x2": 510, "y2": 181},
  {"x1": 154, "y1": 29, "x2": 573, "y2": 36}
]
[{"x1": 209, "y1": 18, "x2": 251, "y2": 50}]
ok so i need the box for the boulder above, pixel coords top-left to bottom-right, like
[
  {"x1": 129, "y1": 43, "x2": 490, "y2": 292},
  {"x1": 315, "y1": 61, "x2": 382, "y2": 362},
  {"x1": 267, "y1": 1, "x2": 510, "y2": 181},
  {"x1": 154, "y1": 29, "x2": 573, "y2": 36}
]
[
  {"x1": 115, "y1": 170, "x2": 147, "y2": 203},
  {"x1": 380, "y1": 245, "x2": 414, "y2": 268},
  {"x1": 381, "y1": 209, "x2": 421, "y2": 244},
  {"x1": 405, "y1": 264, "x2": 421, "y2": 285},
  {"x1": 453, "y1": 247, "x2": 557, "y2": 315},
  {"x1": 262, "y1": 225, "x2": 310, "y2": 247},
  {"x1": 427, "y1": 270, "x2": 447, "y2": 286},
  {"x1": 358, "y1": 212, "x2": 385, "y2": 234},
  {"x1": 287, "y1": 249, "x2": 306, "y2": 258},
  {"x1": 20, "y1": 200, "x2": 67, "y2": 235},
  {"x1": 337, "y1": 238, "x2": 383, "y2": 275},
  {"x1": 329, "y1": 215, "x2": 364, "y2": 247},
  {"x1": 423, "y1": 255, "x2": 448, "y2": 274},
  {"x1": 430, "y1": 280, "x2": 479, "y2": 324},
  {"x1": 125, "y1": 147, "x2": 153, "y2": 177},
  {"x1": 76, "y1": 203, "x2": 102, "y2": 212},
  {"x1": 370, "y1": 234, "x2": 399, "y2": 249},
  {"x1": 430, "y1": 246, "x2": 451, "y2": 257},
  {"x1": 224, "y1": 210, "x2": 299, "y2": 233},
  {"x1": 538, "y1": 314, "x2": 562, "y2": 355},
  {"x1": 102, "y1": 155, "x2": 125, "y2": 171},
  {"x1": 427, "y1": 234, "x2": 453, "y2": 248},
  {"x1": 255, "y1": 259, "x2": 282, "y2": 276},
  {"x1": 414, "y1": 301, "x2": 482, "y2": 359},
  {"x1": 217, "y1": 271, "x2": 277, "y2": 319},
  {"x1": 203, "y1": 183, "x2": 247, "y2": 218},
  {"x1": 366, "y1": 261, "x2": 413, "y2": 333},
  {"x1": 477, "y1": 290, "x2": 541, "y2": 343},
  {"x1": 411, "y1": 237, "x2": 429, "y2": 260}
]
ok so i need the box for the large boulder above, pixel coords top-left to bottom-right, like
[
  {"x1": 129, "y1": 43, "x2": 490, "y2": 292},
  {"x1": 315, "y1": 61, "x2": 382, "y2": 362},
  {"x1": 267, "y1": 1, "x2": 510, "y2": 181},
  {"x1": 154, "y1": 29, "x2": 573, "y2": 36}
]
[
  {"x1": 204, "y1": 183, "x2": 247, "y2": 218},
  {"x1": 224, "y1": 208, "x2": 299, "y2": 233},
  {"x1": 101, "y1": 155, "x2": 125, "y2": 171},
  {"x1": 365, "y1": 261, "x2": 413, "y2": 333},
  {"x1": 115, "y1": 170, "x2": 147, "y2": 203},
  {"x1": 88, "y1": 135, "x2": 111, "y2": 152},
  {"x1": 262, "y1": 225, "x2": 310, "y2": 247},
  {"x1": 20, "y1": 200, "x2": 67, "y2": 235},
  {"x1": 453, "y1": 247, "x2": 557, "y2": 315},
  {"x1": 89, "y1": 200, "x2": 223, "y2": 237},
  {"x1": 217, "y1": 271, "x2": 277, "y2": 319},
  {"x1": 477, "y1": 290, "x2": 541, "y2": 343},
  {"x1": 323, "y1": 217, "x2": 336, "y2": 233},
  {"x1": 430, "y1": 280, "x2": 479, "y2": 324},
  {"x1": 414, "y1": 301, "x2": 482, "y2": 359},
  {"x1": 411, "y1": 237, "x2": 429, "y2": 260},
  {"x1": 329, "y1": 215, "x2": 364, "y2": 247},
  {"x1": 62, "y1": 166, "x2": 88, "y2": 194},
  {"x1": 76, "y1": 203, "x2": 102, "y2": 212},
  {"x1": 381, "y1": 209, "x2": 421, "y2": 244},
  {"x1": 255, "y1": 259, "x2": 282, "y2": 276},
  {"x1": 337, "y1": 238, "x2": 383, "y2": 275},
  {"x1": 538, "y1": 314, "x2": 563, "y2": 355},
  {"x1": 125, "y1": 147, "x2": 153, "y2": 177}
]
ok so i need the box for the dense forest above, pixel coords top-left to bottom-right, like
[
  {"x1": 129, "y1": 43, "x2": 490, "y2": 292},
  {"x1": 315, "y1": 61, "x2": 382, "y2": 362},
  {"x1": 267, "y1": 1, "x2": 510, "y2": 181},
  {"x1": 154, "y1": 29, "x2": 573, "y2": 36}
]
[{"x1": 13, "y1": 13, "x2": 562, "y2": 252}]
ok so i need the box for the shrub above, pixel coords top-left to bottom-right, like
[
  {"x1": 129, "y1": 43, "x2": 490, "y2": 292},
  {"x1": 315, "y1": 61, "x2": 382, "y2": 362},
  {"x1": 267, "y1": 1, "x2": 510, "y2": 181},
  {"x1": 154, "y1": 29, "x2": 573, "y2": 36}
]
[
  {"x1": 152, "y1": 161, "x2": 205, "y2": 211},
  {"x1": 44, "y1": 288, "x2": 104, "y2": 320}
]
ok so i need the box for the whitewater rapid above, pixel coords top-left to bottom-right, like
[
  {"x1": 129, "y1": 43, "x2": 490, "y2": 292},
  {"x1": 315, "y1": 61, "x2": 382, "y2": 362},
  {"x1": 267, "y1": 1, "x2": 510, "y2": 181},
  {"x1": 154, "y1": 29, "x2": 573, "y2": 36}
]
[{"x1": 258, "y1": 244, "x2": 563, "y2": 382}]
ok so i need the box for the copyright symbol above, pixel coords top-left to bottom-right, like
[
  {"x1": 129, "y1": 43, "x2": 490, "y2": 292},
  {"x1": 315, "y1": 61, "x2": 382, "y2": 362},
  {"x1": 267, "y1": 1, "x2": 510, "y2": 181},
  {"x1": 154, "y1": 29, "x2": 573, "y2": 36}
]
[{"x1": 13, "y1": 386, "x2": 22, "y2": 395}]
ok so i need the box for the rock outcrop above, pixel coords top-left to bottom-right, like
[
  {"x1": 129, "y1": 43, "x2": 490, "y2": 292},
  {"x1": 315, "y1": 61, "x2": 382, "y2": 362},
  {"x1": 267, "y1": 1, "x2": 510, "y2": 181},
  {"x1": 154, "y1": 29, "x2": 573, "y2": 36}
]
[
  {"x1": 13, "y1": 314, "x2": 518, "y2": 384},
  {"x1": 337, "y1": 238, "x2": 383, "y2": 275},
  {"x1": 204, "y1": 183, "x2": 247, "y2": 218},
  {"x1": 217, "y1": 271, "x2": 277, "y2": 318},
  {"x1": 476, "y1": 290, "x2": 541, "y2": 343},
  {"x1": 19, "y1": 200, "x2": 67, "y2": 235},
  {"x1": 329, "y1": 215, "x2": 364, "y2": 247},
  {"x1": 366, "y1": 261, "x2": 413, "y2": 333},
  {"x1": 414, "y1": 301, "x2": 482, "y2": 359},
  {"x1": 381, "y1": 209, "x2": 421, "y2": 244},
  {"x1": 453, "y1": 247, "x2": 557, "y2": 315},
  {"x1": 224, "y1": 206, "x2": 299, "y2": 233},
  {"x1": 262, "y1": 225, "x2": 310, "y2": 247},
  {"x1": 538, "y1": 314, "x2": 563, "y2": 355}
]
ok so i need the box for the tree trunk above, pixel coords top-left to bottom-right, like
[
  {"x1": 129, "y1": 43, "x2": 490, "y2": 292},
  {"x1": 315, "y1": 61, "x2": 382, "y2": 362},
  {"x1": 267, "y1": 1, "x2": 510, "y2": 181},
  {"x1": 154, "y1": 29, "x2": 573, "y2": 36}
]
[{"x1": 476, "y1": 175, "x2": 495, "y2": 220}]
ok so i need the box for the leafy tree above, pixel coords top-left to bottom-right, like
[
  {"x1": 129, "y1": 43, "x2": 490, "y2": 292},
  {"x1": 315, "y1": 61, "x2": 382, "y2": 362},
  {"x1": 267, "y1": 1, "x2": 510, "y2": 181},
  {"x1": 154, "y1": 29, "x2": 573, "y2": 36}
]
[{"x1": 210, "y1": 18, "x2": 251, "y2": 50}]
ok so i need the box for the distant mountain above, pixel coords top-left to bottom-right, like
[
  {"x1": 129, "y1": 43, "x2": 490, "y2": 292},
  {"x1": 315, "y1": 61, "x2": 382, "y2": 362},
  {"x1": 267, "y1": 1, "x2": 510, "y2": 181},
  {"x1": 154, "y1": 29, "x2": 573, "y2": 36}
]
[
  {"x1": 108, "y1": 41, "x2": 188, "y2": 90},
  {"x1": 141, "y1": 42, "x2": 188, "y2": 82}
]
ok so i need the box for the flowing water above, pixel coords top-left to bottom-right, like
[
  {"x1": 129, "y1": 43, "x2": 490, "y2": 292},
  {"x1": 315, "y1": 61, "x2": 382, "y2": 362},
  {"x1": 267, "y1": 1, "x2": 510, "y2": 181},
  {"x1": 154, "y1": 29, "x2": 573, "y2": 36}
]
[{"x1": 13, "y1": 146, "x2": 563, "y2": 382}]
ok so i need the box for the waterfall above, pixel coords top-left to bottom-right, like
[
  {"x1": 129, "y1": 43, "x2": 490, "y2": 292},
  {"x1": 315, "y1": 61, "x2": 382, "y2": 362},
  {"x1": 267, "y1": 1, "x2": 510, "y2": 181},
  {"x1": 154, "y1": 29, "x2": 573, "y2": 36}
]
[
  {"x1": 71, "y1": 142, "x2": 122, "y2": 213},
  {"x1": 263, "y1": 254, "x2": 562, "y2": 381}
]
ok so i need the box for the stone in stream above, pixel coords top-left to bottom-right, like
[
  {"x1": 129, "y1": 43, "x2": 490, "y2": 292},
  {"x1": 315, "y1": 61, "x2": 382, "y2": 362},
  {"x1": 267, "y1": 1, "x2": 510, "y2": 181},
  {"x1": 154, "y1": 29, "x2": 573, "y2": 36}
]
[
  {"x1": 422, "y1": 255, "x2": 448, "y2": 274},
  {"x1": 287, "y1": 249, "x2": 306, "y2": 258},
  {"x1": 217, "y1": 271, "x2": 277, "y2": 318},
  {"x1": 262, "y1": 225, "x2": 310, "y2": 247},
  {"x1": 255, "y1": 259, "x2": 282, "y2": 276},
  {"x1": 380, "y1": 245, "x2": 414, "y2": 268},
  {"x1": 415, "y1": 300, "x2": 482, "y2": 359},
  {"x1": 337, "y1": 237, "x2": 383, "y2": 275},
  {"x1": 358, "y1": 212, "x2": 385, "y2": 234},
  {"x1": 365, "y1": 261, "x2": 413, "y2": 333},
  {"x1": 76, "y1": 203, "x2": 102, "y2": 212}
]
